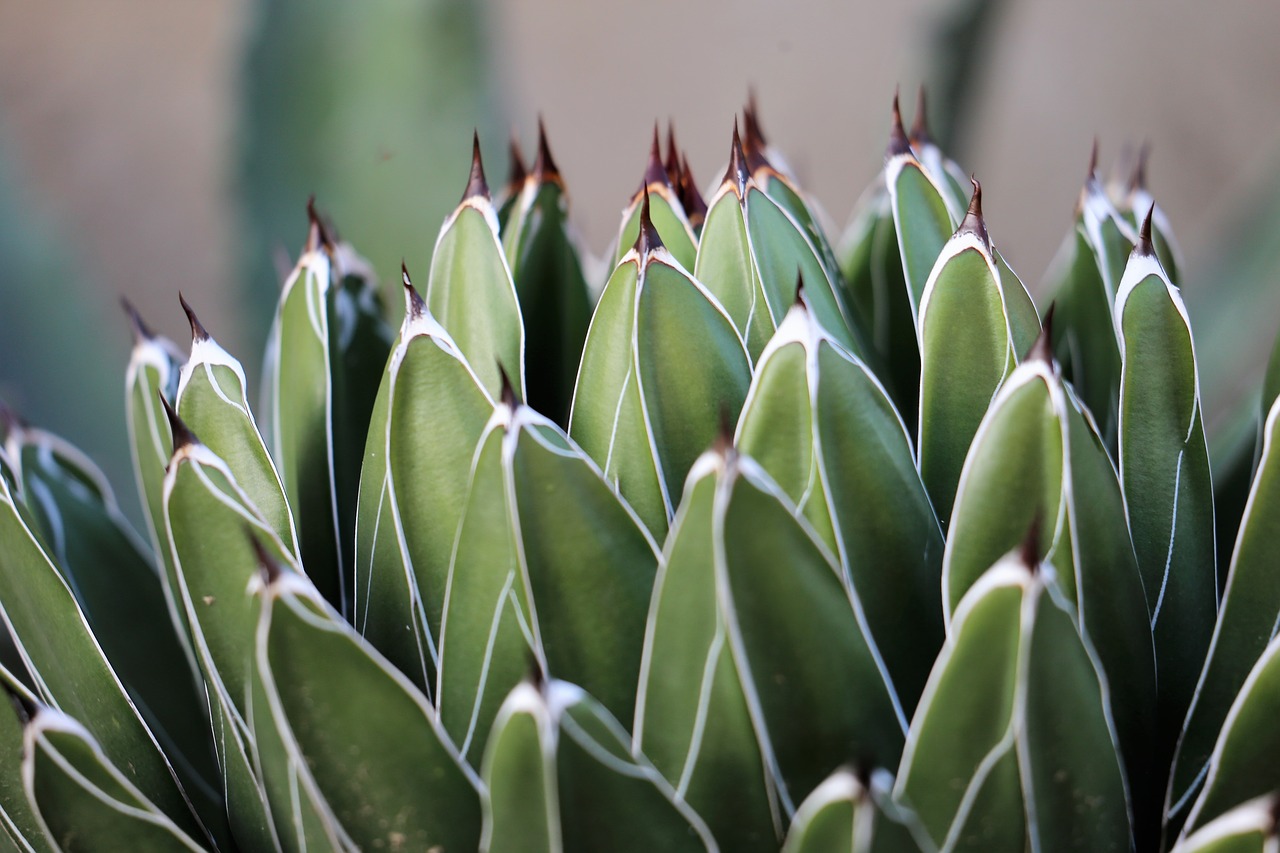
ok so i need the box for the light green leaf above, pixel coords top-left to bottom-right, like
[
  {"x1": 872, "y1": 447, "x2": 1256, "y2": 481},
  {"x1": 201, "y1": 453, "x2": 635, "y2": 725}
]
[
  {"x1": 782, "y1": 768, "x2": 932, "y2": 853},
  {"x1": 1171, "y1": 795, "x2": 1275, "y2": 853},
  {"x1": 917, "y1": 187, "x2": 1040, "y2": 523},
  {"x1": 503, "y1": 138, "x2": 593, "y2": 426},
  {"x1": 425, "y1": 146, "x2": 525, "y2": 400},
  {"x1": 256, "y1": 569, "x2": 482, "y2": 851},
  {"x1": 736, "y1": 301, "x2": 944, "y2": 708},
  {"x1": 0, "y1": 669, "x2": 54, "y2": 853},
  {"x1": 885, "y1": 130, "x2": 955, "y2": 323},
  {"x1": 1182, "y1": 634, "x2": 1280, "y2": 835},
  {"x1": 481, "y1": 679, "x2": 716, "y2": 853},
  {"x1": 1116, "y1": 241, "x2": 1217, "y2": 760},
  {"x1": 613, "y1": 146, "x2": 698, "y2": 272},
  {"x1": 1172, "y1": 395, "x2": 1280, "y2": 820},
  {"x1": 0, "y1": 449, "x2": 202, "y2": 841},
  {"x1": 570, "y1": 214, "x2": 752, "y2": 537}
]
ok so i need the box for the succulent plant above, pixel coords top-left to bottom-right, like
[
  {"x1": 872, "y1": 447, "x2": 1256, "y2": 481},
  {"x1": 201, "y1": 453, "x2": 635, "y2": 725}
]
[{"x1": 1, "y1": 92, "x2": 1278, "y2": 853}]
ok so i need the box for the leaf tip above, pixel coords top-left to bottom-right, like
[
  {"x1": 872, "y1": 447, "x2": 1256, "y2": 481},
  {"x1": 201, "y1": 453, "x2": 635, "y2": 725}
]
[
  {"x1": 306, "y1": 196, "x2": 334, "y2": 253},
  {"x1": 120, "y1": 296, "x2": 155, "y2": 344},
  {"x1": 713, "y1": 401, "x2": 736, "y2": 459},
  {"x1": 498, "y1": 361, "x2": 521, "y2": 410},
  {"x1": 1019, "y1": 513, "x2": 1044, "y2": 574},
  {"x1": 643, "y1": 122, "x2": 669, "y2": 188},
  {"x1": 506, "y1": 131, "x2": 527, "y2": 194},
  {"x1": 886, "y1": 89, "x2": 912, "y2": 159},
  {"x1": 250, "y1": 532, "x2": 285, "y2": 588},
  {"x1": 636, "y1": 189, "x2": 664, "y2": 257},
  {"x1": 402, "y1": 261, "x2": 427, "y2": 320},
  {"x1": 724, "y1": 118, "x2": 749, "y2": 192},
  {"x1": 958, "y1": 176, "x2": 990, "y2": 250},
  {"x1": 664, "y1": 121, "x2": 681, "y2": 186},
  {"x1": 910, "y1": 84, "x2": 932, "y2": 145},
  {"x1": 678, "y1": 153, "x2": 708, "y2": 228},
  {"x1": 159, "y1": 391, "x2": 199, "y2": 454},
  {"x1": 1024, "y1": 302, "x2": 1057, "y2": 366},
  {"x1": 178, "y1": 292, "x2": 210, "y2": 344},
  {"x1": 1136, "y1": 203, "x2": 1156, "y2": 257},
  {"x1": 533, "y1": 116, "x2": 561, "y2": 183},
  {"x1": 463, "y1": 131, "x2": 491, "y2": 202},
  {"x1": 1128, "y1": 141, "x2": 1150, "y2": 194}
]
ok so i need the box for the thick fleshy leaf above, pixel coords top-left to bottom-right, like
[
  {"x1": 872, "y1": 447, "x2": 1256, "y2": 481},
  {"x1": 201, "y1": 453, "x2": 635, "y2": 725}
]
[
  {"x1": 0, "y1": 451, "x2": 201, "y2": 841},
  {"x1": 782, "y1": 768, "x2": 932, "y2": 853},
  {"x1": 736, "y1": 301, "x2": 943, "y2": 708},
  {"x1": 22, "y1": 709, "x2": 203, "y2": 851},
  {"x1": 943, "y1": 355, "x2": 1157, "y2": 839},
  {"x1": 264, "y1": 221, "x2": 393, "y2": 616},
  {"x1": 425, "y1": 149, "x2": 526, "y2": 400},
  {"x1": 917, "y1": 185, "x2": 1039, "y2": 523},
  {"x1": 1171, "y1": 795, "x2": 1276, "y2": 853},
  {"x1": 354, "y1": 288, "x2": 494, "y2": 694},
  {"x1": 837, "y1": 183, "x2": 920, "y2": 429},
  {"x1": 1171, "y1": 395, "x2": 1280, "y2": 821},
  {"x1": 1183, "y1": 635, "x2": 1280, "y2": 834},
  {"x1": 720, "y1": 452, "x2": 905, "y2": 808},
  {"x1": 634, "y1": 463, "x2": 780, "y2": 851},
  {"x1": 503, "y1": 136, "x2": 593, "y2": 426},
  {"x1": 256, "y1": 570, "x2": 482, "y2": 851},
  {"x1": 901, "y1": 556, "x2": 1131, "y2": 852},
  {"x1": 4, "y1": 424, "x2": 224, "y2": 845},
  {"x1": 1116, "y1": 240, "x2": 1217, "y2": 758},
  {"x1": 1048, "y1": 174, "x2": 1136, "y2": 446},
  {"x1": 613, "y1": 141, "x2": 698, "y2": 272},
  {"x1": 440, "y1": 399, "x2": 659, "y2": 760},
  {"x1": 570, "y1": 219, "x2": 752, "y2": 537},
  {"x1": 884, "y1": 122, "x2": 955, "y2": 323},
  {"x1": 0, "y1": 670, "x2": 54, "y2": 852},
  {"x1": 481, "y1": 679, "x2": 716, "y2": 853}
]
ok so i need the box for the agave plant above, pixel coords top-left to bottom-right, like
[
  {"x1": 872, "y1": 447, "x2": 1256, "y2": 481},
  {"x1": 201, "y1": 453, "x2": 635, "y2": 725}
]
[{"x1": 0, "y1": 91, "x2": 1278, "y2": 853}]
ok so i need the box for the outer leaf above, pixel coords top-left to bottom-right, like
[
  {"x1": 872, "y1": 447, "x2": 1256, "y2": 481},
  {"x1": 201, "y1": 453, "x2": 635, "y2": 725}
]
[
  {"x1": 570, "y1": 219, "x2": 752, "y2": 537},
  {"x1": 256, "y1": 571, "x2": 482, "y2": 851},
  {"x1": 884, "y1": 128, "x2": 955, "y2": 323},
  {"x1": 736, "y1": 301, "x2": 944, "y2": 708},
  {"x1": 22, "y1": 710, "x2": 203, "y2": 852},
  {"x1": 613, "y1": 151, "x2": 698, "y2": 272},
  {"x1": 1183, "y1": 634, "x2": 1280, "y2": 834},
  {"x1": 917, "y1": 188, "x2": 1039, "y2": 523},
  {"x1": 425, "y1": 156, "x2": 525, "y2": 400},
  {"x1": 0, "y1": 668, "x2": 54, "y2": 853},
  {"x1": 1116, "y1": 241, "x2": 1217, "y2": 758},
  {"x1": 356, "y1": 290, "x2": 494, "y2": 693},
  {"x1": 0, "y1": 451, "x2": 202, "y2": 841},
  {"x1": 503, "y1": 144, "x2": 593, "y2": 425},
  {"x1": 1172, "y1": 395, "x2": 1280, "y2": 820},
  {"x1": 781, "y1": 769, "x2": 932, "y2": 853},
  {"x1": 481, "y1": 679, "x2": 716, "y2": 853},
  {"x1": 5, "y1": 424, "x2": 223, "y2": 845}
]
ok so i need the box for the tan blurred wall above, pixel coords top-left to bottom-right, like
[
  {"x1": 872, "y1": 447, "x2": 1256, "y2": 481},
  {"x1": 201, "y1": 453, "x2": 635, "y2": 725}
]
[{"x1": 1, "y1": 0, "x2": 1278, "y2": 344}]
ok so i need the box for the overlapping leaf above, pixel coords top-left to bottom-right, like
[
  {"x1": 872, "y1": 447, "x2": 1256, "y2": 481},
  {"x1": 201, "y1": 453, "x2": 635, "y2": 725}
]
[{"x1": 781, "y1": 768, "x2": 932, "y2": 853}]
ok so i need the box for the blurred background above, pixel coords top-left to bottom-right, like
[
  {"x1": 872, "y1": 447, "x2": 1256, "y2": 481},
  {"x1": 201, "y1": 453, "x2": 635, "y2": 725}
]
[{"x1": 1, "y1": 0, "x2": 1279, "y2": 514}]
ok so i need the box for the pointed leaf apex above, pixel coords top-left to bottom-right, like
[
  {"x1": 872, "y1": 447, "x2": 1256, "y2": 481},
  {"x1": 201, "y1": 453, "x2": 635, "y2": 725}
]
[
  {"x1": 1136, "y1": 204, "x2": 1156, "y2": 256},
  {"x1": 250, "y1": 533, "x2": 285, "y2": 587},
  {"x1": 159, "y1": 392, "x2": 200, "y2": 454},
  {"x1": 305, "y1": 195, "x2": 335, "y2": 253},
  {"x1": 887, "y1": 90, "x2": 912, "y2": 159},
  {"x1": 463, "y1": 131, "x2": 490, "y2": 202},
  {"x1": 506, "y1": 132, "x2": 527, "y2": 193},
  {"x1": 1025, "y1": 302, "x2": 1057, "y2": 366},
  {"x1": 636, "y1": 189, "x2": 664, "y2": 256},
  {"x1": 1087, "y1": 138, "x2": 1100, "y2": 180},
  {"x1": 1129, "y1": 141, "x2": 1150, "y2": 193},
  {"x1": 724, "y1": 119, "x2": 749, "y2": 191},
  {"x1": 664, "y1": 121, "x2": 681, "y2": 185},
  {"x1": 792, "y1": 270, "x2": 809, "y2": 310},
  {"x1": 178, "y1": 293, "x2": 210, "y2": 344},
  {"x1": 498, "y1": 361, "x2": 520, "y2": 410},
  {"x1": 533, "y1": 116, "x2": 561, "y2": 182},
  {"x1": 402, "y1": 261, "x2": 427, "y2": 319},
  {"x1": 743, "y1": 89, "x2": 768, "y2": 148},
  {"x1": 643, "y1": 122, "x2": 669, "y2": 188},
  {"x1": 121, "y1": 296, "x2": 155, "y2": 344},
  {"x1": 524, "y1": 651, "x2": 546, "y2": 692},
  {"x1": 910, "y1": 85, "x2": 932, "y2": 144},
  {"x1": 679, "y1": 154, "x2": 708, "y2": 226},
  {"x1": 2, "y1": 681, "x2": 36, "y2": 727},
  {"x1": 959, "y1": 176, "x2": 990, "y2": 249},
  {"x1": 1019, "y1": 513, "x2": 1044, "y2": 574}
]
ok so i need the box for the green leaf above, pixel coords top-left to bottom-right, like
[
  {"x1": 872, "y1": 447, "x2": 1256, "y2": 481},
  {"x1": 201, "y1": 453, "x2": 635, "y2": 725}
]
[
  {"x1": 440, "y1": 398, "x2": 659, "y2": 759},
  {"x1": 885, "y1": 140, "x2": 955, "y2": 323},
  {"x1": 0, "y1": 451, "x2": 202, "y2": 841},
  {"x1": 480, "y1": 679, "x2": 716, "y2": 853},
  {"x1": 613, "y1": 164, "x2": 699, "y2": 273},
  {"x1": 425, "y1": 160, "x2": 525, "y2": 400},
  {"x1": 0, "y1": 669, "x2": 54, "y2": 853},
  {"x1": 634, "y1": 462, "x2": 781, "y2": 851},
  {"x1": 256, "y1": 570, "x2": 482, "y2": 851},
  {"x1": 23, "y1": 709, "x2": 204, "y2": 852},
  {"x1": 503, "y1": 143, "x2": 593, "y2": 426},
  {"x1": 1171, "y1": 395, "x2": 1280, "y2": 821},
  {"x1": 570, "y1": 221, "x2": 752, "y2": 537},
  {"x1": 917, "y1": 190, "x2": 1040, "y2": 522},
  {"x1": 837, "y1": 184, "x2": 920, "y2": 430},
  {"x1": 1182, "y1": 634, "x2": 1280, "y2": 835},
  {"x1": 781, "y1": 768, "x2": 932, "y2": 853},
  {"x1": 1171, "y1": 795, "x2": 1275, "y2": 853},
  {"x1": 357, "y1": 289, "x2": 494, "y2": 692},
  {"x1": 736, "y1": 301, "x2": 944, "y2": 708},
  {"x1": 5, "y1": 424, "x2": 225, "y2": 846},
  {"x1": 1116, "y1": 244, "x2": 1217, "y2": 759}
]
